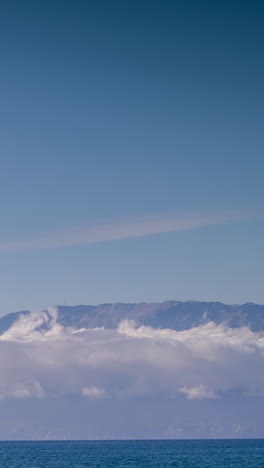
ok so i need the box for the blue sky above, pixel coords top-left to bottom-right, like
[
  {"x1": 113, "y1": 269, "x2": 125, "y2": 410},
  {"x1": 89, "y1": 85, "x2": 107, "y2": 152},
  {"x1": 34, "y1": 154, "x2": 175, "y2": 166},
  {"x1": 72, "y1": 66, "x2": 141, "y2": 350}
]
[{"x1": 0, "y1": 0, "x2": 263, "y2": 313}]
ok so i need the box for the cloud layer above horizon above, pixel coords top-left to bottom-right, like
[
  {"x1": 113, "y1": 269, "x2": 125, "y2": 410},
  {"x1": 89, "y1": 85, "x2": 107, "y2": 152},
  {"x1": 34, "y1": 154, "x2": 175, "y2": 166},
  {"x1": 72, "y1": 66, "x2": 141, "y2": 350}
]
[{"x1": 0, "y1": 308, "x2": 264, "y2": 402}]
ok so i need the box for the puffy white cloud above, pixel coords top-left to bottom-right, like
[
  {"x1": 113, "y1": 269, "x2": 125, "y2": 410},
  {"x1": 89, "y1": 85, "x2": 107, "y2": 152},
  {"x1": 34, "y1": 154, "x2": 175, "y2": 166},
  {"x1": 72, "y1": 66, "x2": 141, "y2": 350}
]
[
  {"x1": 117, "y1": 319, "x2": 264, "y2": 354},
  {"x1": 0, "y1": 307, "x2": 80, "y2": 342},
  {"x1": 82, "y1": 385, "x2": 108, "y2": 399},
  {"x1": 0, "y1": 310, "x2": 264, "y2": 401},
  {"x1": 0, "y1": 380, "x2": 45, "y2": 400},
  {"x1": 179, "y1": 384, "x2": 219, "y2": 400}
]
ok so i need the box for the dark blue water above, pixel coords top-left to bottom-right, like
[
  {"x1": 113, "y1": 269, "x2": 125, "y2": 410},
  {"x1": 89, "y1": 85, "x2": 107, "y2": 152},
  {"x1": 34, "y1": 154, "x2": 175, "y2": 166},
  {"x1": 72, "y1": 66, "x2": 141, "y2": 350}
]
[{"x1": 0, "y1": 440, "x2": 263, "y2": 467}]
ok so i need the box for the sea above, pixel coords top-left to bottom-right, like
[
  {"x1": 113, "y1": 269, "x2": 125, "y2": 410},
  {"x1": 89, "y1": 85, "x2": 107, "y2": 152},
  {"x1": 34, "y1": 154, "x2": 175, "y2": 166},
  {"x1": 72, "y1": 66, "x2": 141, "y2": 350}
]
[{"x1": 0, "y1": 439, "x2": 263, "y2": 467}]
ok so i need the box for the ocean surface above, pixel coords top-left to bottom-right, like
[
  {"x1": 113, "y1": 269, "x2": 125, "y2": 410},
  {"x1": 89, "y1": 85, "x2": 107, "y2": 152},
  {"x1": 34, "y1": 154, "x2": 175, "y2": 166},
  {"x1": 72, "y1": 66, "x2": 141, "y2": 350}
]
[{"x1": 0, "y1": 440, "x2": 263, "y2": 467}]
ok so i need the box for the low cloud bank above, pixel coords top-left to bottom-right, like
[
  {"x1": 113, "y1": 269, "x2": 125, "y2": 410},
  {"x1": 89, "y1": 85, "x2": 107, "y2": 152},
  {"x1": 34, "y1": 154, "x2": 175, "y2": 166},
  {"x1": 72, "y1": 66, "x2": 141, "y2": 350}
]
[{"x1": 0, "y1": 309, "x2": 263, "y2": 401}]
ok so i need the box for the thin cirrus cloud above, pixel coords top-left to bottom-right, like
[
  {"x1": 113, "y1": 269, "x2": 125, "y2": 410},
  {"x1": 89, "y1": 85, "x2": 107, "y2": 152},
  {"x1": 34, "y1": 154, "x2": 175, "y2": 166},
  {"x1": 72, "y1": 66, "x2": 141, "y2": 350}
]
[{"x1": 0, "y1": 211, "x2": 246, "y2": 252}]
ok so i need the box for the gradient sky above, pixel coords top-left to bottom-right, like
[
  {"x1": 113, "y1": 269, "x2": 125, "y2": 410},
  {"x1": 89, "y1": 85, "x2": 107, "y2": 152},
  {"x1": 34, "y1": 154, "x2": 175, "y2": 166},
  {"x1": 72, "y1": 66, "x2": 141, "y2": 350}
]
[{"x1": 0, "y1": 0, "x2": 263, "y2": 314}]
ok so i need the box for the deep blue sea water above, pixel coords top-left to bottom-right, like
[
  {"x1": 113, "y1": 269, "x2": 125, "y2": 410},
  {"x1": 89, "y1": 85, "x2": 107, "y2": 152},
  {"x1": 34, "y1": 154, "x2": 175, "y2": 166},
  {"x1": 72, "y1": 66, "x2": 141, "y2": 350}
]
[{"x1": 0, "y1": 440, "x2": 263, "y2": 467}]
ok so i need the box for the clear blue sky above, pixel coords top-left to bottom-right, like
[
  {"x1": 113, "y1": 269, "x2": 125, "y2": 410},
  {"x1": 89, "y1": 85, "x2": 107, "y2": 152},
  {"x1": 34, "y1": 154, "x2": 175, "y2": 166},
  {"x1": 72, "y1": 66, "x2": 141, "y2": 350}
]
[{"x1": 0, "y1": 0, "x2": 263, "y2": 313}]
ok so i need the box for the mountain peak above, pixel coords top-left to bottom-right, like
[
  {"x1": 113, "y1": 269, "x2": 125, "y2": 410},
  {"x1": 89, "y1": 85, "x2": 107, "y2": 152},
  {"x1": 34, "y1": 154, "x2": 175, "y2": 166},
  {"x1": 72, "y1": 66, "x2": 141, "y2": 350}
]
[{"x1": 1, "y1": 300, "x2": 264, "y2": 335}]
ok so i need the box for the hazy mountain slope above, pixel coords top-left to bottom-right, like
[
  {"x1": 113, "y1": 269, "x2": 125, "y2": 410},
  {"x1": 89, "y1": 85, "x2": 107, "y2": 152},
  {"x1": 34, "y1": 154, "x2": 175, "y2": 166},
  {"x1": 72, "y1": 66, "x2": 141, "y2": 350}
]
[{"x1": 0, "y1": 301, "x2": 264, "y2": 334}]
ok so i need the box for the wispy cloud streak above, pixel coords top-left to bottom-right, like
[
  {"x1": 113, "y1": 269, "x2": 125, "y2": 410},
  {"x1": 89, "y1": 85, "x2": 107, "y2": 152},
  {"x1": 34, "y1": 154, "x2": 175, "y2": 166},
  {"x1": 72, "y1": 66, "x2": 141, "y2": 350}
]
[{"x1": 0, "y1": 211, "x2": 246, "y2": 252}]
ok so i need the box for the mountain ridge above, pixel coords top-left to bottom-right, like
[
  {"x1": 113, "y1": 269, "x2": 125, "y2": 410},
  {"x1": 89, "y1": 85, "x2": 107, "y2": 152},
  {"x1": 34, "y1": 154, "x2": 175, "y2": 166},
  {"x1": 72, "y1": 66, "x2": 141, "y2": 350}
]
[{"x1": 1, "y1": 300, "x2": 264, "y2": 334}]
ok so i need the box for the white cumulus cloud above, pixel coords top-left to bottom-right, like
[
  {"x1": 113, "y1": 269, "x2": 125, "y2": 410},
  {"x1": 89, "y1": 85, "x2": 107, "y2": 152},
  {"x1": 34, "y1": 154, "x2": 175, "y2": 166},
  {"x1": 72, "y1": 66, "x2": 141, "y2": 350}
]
[
  {"x1": 0, "y1": 309, "x2": 264, "y2": 402},
  {"x1": 179, "y1": 384, "x2": 219, "y2": 400},
  {"x1": 82, "y1": 385, "x2": 108, "y2": 399}
]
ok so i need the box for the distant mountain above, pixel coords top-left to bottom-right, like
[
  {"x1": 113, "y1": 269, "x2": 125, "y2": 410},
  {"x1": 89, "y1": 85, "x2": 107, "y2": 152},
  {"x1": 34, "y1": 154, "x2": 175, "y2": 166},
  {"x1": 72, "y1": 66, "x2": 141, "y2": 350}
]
[
  {"x1": 1, "y1": 300, "x2": 264, "y2": 440},
  {"x1": 1, "y1": 301, "x2": 264, "y2": 335}
]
